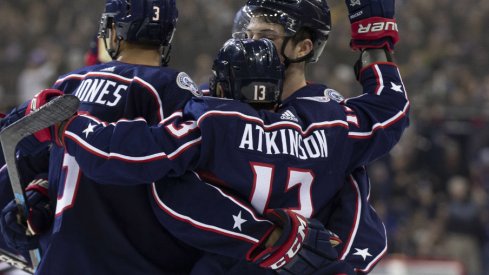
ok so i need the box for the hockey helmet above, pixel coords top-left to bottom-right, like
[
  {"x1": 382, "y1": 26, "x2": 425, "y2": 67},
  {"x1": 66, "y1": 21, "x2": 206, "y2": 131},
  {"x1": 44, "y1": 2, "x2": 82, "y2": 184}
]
[
  {"x1": 232, "y1": 6, "x2": 252, "y2": 37},
  {"x1": 99, "y1": 0, "x2": 178, "y2": 47},
  {"x1": 244, "y1": 0, "x2": 331, "y2": 63},
  {"x1": 211, "y1": 38, "x2": 284, "y2": 105}
]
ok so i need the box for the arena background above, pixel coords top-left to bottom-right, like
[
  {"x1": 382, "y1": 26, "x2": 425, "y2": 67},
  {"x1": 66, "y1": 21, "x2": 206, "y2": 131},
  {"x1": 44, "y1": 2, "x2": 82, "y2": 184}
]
[{"x1": 1, "y1": 1, "x2": 488, "y2": 274}]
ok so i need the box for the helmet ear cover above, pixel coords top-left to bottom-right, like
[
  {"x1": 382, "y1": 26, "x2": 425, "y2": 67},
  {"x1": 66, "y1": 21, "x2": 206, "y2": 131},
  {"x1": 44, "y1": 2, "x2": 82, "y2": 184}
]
[
  {"x1": 98, "y1": 13, "x2": 114, "y2": 41},
  {"x1": 98, "y1": 12, "x2": 119, "y2": 60},
  {"x1": 209, "y1": 60, "x2": 231, "y2": 98}
]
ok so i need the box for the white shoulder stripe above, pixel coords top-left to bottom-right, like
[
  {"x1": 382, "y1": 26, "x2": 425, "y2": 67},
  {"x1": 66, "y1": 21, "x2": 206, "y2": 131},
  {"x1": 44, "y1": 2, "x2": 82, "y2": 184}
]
[
  {"x1": 374, "y1": 64, "x2": 385, "y2": 95},
  {"x1": 151, "y1": 183, "x2": 262, "y2": 244},
  {"x1": 65, "y1": 130, "x2": 201, "y2": 162}
]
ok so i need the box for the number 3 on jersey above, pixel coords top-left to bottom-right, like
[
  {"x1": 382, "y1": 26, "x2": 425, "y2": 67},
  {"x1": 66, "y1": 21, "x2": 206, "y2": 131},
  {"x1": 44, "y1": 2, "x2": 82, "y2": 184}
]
[
  {"x1": 250, "y1": 162, "x2": 314, "y2": 218},
  {"x1": 55, "y1": 153, "x2": 82, "y2": 216}
]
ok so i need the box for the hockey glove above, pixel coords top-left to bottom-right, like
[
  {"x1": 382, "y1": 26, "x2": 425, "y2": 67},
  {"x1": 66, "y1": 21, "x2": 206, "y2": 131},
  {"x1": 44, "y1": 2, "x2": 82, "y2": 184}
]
[
  {"x1": 247, "y1": 209, "x2": 352, "y2": 275},
  {"x1": 25, "y1": 89, "x2": 64, "y2": 143},
  {"x1": 1, "y1": 102, "x2": 47, "y2": 156},
  {"x1": 346, "y1": 0, "x2": 399, "y2": 51},
  {"x1": 0, "y1": 178, "x2": 52, "y2": 251}
]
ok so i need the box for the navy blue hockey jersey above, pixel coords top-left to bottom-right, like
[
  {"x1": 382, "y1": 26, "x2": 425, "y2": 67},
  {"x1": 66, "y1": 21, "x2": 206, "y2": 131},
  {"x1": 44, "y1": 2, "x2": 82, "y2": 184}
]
[
  {"x1": 61, "y1": 62, "x2": 409, "y2": 273},
  {"x1": 39, "y1": 61, "x2": 203, "y2": 275}
]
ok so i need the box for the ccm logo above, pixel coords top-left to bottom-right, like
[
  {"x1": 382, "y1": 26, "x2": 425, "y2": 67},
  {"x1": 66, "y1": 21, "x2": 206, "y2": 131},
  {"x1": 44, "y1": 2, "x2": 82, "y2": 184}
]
[
  {"x1": 358, "y1": 21, "x2": 398, "y2": 33},
  {"x1": 270, "y1": 215, "x2": 308, "y2": 269}
]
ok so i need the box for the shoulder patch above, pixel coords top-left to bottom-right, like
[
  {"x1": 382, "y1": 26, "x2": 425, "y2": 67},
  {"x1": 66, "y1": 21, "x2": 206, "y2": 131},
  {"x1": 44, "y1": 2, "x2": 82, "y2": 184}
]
[
  {"x1": 324, "y1": 88, "x2": 344, "y2": 103},
  {"x1": 176, "y1": 72, "x2": 202, "y2": 97}
]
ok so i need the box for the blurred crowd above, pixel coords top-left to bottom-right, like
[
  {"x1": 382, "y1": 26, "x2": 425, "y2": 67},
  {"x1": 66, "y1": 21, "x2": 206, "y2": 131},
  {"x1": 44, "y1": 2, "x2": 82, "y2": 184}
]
[{"x1": 0, "y1": 0, "x2": 488, "y2": 274}]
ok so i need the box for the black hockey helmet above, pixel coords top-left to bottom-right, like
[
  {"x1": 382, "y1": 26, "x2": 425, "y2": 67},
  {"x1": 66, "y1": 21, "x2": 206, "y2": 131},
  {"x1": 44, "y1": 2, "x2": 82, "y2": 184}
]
[
  {"x1": 244, "y1": 0, "x2": 331, "y2": 63},
  {"x1": 98, "y1": 0, "x2": 178, "y2": 64},
  {"x1": 211, "y1": 38, "x2": 284, "y2": 105}
]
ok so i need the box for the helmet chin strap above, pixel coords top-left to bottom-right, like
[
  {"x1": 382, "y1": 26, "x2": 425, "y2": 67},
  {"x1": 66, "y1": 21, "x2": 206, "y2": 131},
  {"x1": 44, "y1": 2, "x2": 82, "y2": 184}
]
[
  {"x1": 102, "y1": 33, "x2": 122, "y2": 60},
  {"x1": 160, "y1": 44, "x2": 172, "y2": 67},
  {"x1": 280, "y1": 37, "x2": 314, "y2": 68}
]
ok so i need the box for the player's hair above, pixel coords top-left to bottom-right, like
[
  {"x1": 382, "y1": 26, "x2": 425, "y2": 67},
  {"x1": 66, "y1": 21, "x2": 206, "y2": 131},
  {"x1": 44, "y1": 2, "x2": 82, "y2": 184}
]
[
  {"x1": 245, "y1": 0, "x2": 331, "y2": 63},
  {"x1": 210, "y1": 38, "x2": 284, "y2": 107},
  {"x1": 98, "y1": 0, "x2": 178, "y2": 65}
]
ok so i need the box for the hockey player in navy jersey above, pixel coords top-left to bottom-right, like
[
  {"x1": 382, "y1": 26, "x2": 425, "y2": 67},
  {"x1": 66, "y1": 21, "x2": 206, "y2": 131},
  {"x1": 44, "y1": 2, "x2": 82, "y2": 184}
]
[
  {"x1": 228, "y1": 0, "x2": 401, "y2": 273},
  {"x1": 196, "y1": 0, "x2": 400, "y2": 273},
  {"x1": 1, "y1": 0, "x2": 206, "y2": 274}
]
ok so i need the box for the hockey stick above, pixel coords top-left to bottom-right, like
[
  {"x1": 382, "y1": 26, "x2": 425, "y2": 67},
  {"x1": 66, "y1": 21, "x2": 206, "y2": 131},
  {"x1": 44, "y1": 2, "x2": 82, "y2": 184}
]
[
  {"x1": 0, "y1": 94, "x2": 80, "y2": 271},
  {"x1": 0, "y1": 248, "x2": 34, "y2": 274}
]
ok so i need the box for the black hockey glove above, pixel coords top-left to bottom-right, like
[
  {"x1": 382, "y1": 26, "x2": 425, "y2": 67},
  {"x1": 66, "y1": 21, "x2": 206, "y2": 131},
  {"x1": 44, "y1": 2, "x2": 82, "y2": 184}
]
[
  {"x1": 247, "y1": 209, "x2": 355, "y2": 275},
  {"x1": 346, "y1": 0, "x2": 399, "y2": 51},
  {"x1": 0, "y1": 178, "x2": 52, "y2": 251}
]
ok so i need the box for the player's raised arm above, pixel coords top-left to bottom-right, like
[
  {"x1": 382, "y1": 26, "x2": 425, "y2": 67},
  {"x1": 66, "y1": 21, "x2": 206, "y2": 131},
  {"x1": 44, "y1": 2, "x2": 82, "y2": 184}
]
[{"x1": 339, "y1": 0, "x2": 410, "y2": 170}]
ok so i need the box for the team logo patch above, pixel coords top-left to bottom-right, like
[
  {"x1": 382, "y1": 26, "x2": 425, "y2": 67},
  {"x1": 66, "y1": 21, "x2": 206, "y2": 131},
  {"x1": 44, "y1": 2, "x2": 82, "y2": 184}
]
[
  {"x1": 324, "y1": 89, "x2": 344, "y2": 103},
  {"x1": 176, "y1": 72, "x2": 202, "y2": 97}
]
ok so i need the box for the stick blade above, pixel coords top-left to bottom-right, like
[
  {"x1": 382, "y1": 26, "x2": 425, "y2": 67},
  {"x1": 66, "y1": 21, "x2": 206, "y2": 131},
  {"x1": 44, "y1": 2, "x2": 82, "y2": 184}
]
[{"x1": 0, "y1": 94, "x2": 80, "y2": 144}]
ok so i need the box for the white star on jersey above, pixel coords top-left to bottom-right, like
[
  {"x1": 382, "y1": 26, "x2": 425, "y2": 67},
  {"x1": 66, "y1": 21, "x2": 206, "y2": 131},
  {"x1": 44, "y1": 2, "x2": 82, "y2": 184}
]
[
  {"x1": 390, "y1": 82, "x2": 403, "y2": 93},
  {"x1": 82, "y1": 123, "x2": 97, "y2": 138},
  {"x1": 232, "y1": 211, "x2": 247, "y2": 231},
  {"x1": 353, "y1": 248, "x2": 372, "y2": 261}
]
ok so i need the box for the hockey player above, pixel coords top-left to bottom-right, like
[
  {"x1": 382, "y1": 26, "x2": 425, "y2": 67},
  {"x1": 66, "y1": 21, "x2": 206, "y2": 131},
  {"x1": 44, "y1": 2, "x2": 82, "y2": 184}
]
[
  {"x1": 195, "y1": 0, "x2": 400, "y2": 273},
  {"x1": 1, "y1": 0, "x2": 205, "y2": 274},
  {"x1": 231, "y1": 0, "x2": 401, "y2": 272}
]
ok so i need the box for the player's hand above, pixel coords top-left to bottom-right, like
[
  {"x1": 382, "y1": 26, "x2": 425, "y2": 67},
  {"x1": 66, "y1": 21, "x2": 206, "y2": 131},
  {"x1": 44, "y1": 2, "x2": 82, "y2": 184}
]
[
  {"x1": 24, "y1": 178, "x2": 53, "y2": 234},
  {"x1": 0, "y1": 178, "x2": 52, "y2": 251},
  {"x1": 345, "y1": 0, "x2": 399, "y2": 51},
  {"x1": 25, "y1": 89, "x2": 64, "y2": 143},
  {"x1": 1, "y1": 102, "x2": 48, "y2": 156},
  {"x1": 247, "y1": 209, "x2": 355, "y2": 275}
]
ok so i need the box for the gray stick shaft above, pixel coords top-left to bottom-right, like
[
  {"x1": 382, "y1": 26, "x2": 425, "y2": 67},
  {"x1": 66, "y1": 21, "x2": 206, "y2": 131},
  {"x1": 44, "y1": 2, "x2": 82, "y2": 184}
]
[{"x1": 0, "y1": 94, "x2": 80, "y2": 271}]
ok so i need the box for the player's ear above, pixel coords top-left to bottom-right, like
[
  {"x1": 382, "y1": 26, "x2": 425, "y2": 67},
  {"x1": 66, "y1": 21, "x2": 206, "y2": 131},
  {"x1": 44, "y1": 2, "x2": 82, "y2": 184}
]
[
  {"x1": 110, "y1": 23, "x2": 118, "y2": 44},
  {"x1": 216, "y1": 83, "x2": 224, "y2": 98},
  {"x1": 296, "y1": 38, "x2": 313, "y2": 60}
]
